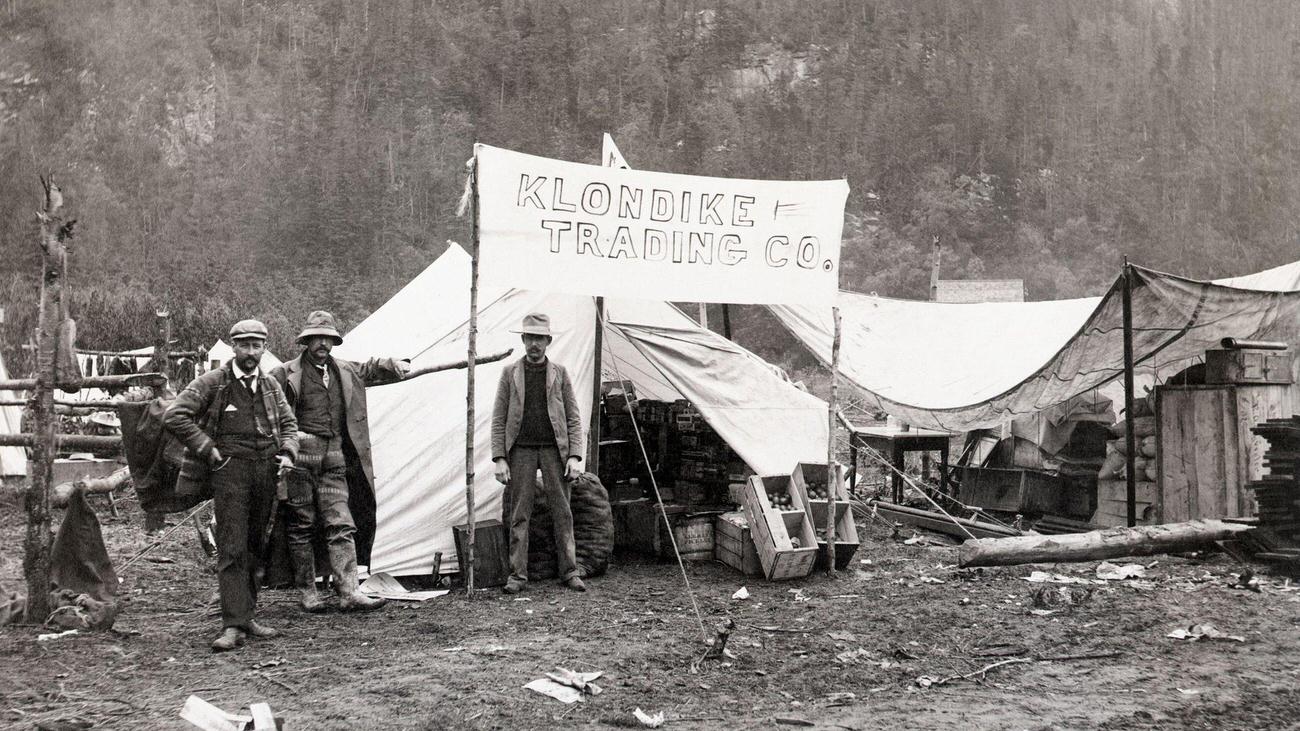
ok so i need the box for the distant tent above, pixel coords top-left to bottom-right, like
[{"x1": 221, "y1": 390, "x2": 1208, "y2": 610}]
[
  {"x1": 206, "y1": 339, "x2": 283, "y2": 372},
  {"x1": 0, "y1": 350, "x2": 26, "y2": 477},
  {"x1": 770, "y1": 260, "x2": 1300, "y2": 432},
  {"x1": 336, "y1": 244, "x2": 829, "y2": 575}
]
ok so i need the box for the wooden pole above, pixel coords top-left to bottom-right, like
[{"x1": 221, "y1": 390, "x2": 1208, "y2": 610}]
[
  {"x1": 587, "y1": 297, "x2": 604, "y2": 473},
  {"x1": 24, "y1": 175, "x2": 68, "y2": 622},
  {"x1": 1121, "y1": 260, "x2": 1137, "y2": 528},
  {"x1": 958, "y1": 519, "x2": 1250, "y2": 568},
  {"x1": 721, "y1": 304, "x2": 732, "y2": 340},
  {"x1": 151, "y1": 309, "x2": 172, "y2": 390},
  {"x1": 825, "y1": 306, "x2": 841, "y2": 573},
  {"x1": 697, "y1": 303, "x2": 708, "y2": 330},
  {"x1": 464, "y1": 153, "x2": 480, "y2": 595},
  {"x1": 0, "y1": 372, "x2": 167, "y2": 391},
  {"x1": 929, "y1": 234, "x2": 942, "y2": 301},
  {"x1": 0, "y1": 433, "x2": 121, "y2": 450}
]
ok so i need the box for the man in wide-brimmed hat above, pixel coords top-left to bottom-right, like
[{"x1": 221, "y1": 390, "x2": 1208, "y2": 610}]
[
  {"x1": 164, "y1": 319, "x2": 299, "y2": 651},
  {"x1": 270, "y1": 311, "x2": 409, "y2": 613},
  {"x1": 492, "y1": 312, "x2": 586, "y2": 594}
]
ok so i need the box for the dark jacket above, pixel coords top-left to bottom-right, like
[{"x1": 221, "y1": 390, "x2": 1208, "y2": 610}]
[
  {"x1": 163, "y1": 362, "x2": 300, "y2": 499},
  {"x1": 492, "y1": 358, "x2": 584, "y2": 462},
  {"x1": 270, "y1": 353, "x2": 405, "y2": 564}
]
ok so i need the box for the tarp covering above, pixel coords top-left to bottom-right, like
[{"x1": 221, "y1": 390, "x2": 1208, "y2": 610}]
[
  {"x1": 0, "y1": 352, "x2": 26, "y2": 476},
  {"x1": 341, "y1": 244, "x2": 827, "y2": 576},
  {"x1": 206, "y1": 339, "x2": 283, "y2": 372},
  {"x1": 771, "y1": 262, "x2": 1300, "y2": 432}
]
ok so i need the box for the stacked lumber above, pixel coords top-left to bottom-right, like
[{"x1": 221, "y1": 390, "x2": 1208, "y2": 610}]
[{"x1": 1247, "y1": 416, "x2": 1300, "y2": 569}]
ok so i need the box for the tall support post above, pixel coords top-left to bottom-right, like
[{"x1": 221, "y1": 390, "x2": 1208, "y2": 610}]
[
  {"x1": 25, "y1": 177, "x2": 68, "y2": 622},
  {"x1": 152, "y1": 309, "x2": 172, "y2": 388},
  {"x1": 697, "y1": 303, "x2": 708, "y2": 330},
  {"x1": 464, "y1": 155, "x2": 480, "y2": 594},
  {"x1": 825, "y1": 306, "x2": 841, "y2": 573},
  {"x1": 1121, "y1": 260, "x2": 1138, "y2": 528},
  {"x1": 929, "y1": 234, "x2": 942, "y2": 302},
  {"x1": 721, "y1": 304, "x2": 732, "y2": 340},
  {"x1": 587, "y1": 297, "x2": 604, "y2": 473}
]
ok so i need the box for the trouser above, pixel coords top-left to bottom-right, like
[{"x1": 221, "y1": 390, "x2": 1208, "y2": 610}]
[
  {"x1": 211, "y1": 454, "x2": 277, "y2": 629},
  {"x1": 283, "y1": 434, "x2": 355, "y2": 555},
  {"x1": 504, "y1": 445, "x2": 578, "y2": 583}
]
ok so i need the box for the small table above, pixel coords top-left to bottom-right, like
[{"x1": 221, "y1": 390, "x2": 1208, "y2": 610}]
[{"x1": 849, "y1": 426, "x2": 954, "y2": 502}]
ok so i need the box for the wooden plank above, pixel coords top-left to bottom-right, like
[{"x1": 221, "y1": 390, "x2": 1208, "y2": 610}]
[
  {"x1": 1236, "y1": 385, "x2": 1297, "y2": 517},
  {"x1": 1159, "y1": 389, "x2": 1190, "y2": 523}
]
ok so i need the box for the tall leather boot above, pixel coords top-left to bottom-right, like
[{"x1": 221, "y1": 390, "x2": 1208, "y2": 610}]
[
  {"x1": 329, "y1": 542, "x2": 386, "y2": 612},
  {"x1": 291, "y1": 544, "x2": 326, "y2": 613}
]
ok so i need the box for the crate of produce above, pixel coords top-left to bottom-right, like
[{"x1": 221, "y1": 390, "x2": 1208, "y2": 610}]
[
  {"x1": 715, "y1": 511, "x2": 762, "y2": 576},
  {"x1": 790, "y1": 462, "x2": 860, "y2": 570},
  {"x1": 740, "y1": 475, "x2": 818, "y2": 580}
]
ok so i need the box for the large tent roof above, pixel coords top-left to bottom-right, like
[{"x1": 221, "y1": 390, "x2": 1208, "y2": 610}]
[
  {"x1": 338, "y1": 244, "x2": 828, "y2": 575},
  {"x1": 770, "y1": 260, "x2": 1300, "y2": 432},
  {"x1": 206, "y1": 339, "x2": 283, "y2": 371},
  {"x1": 0, "y1": 351, "x2": 26, "y2": 476}
]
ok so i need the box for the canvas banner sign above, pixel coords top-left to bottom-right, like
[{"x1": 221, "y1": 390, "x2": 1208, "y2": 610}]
[{"x1": 474, "y1": 143, "x2": 849, "y2": 305}]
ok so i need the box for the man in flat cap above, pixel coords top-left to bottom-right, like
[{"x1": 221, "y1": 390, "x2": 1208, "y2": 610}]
[
  {"x1": 492, "y1": 312, "x2": 586, "y2": 594},
  {"x1": 165, "y1": 319, "x2": 299, "y2": 651},
  {"x1": 271, "y1": 311, "x2": 409, "y2": 613}
]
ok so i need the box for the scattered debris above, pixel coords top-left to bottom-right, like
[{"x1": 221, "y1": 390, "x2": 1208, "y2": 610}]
[
  {"x1": 1166, "y1": 624, "x2": 1245, "y2": 643},
  {"x1": 1031, "y1": 585, "x2": 1093, "y2": 609},
  {"x1": 525, "y1": 667, "x2": 604, "y2": 704},
  {"x1": 774, "y1": 717, "x2": 816, "y2": 727},
  {"x1": 37, "y1": 629, "x2": 79, "y2": 641},
  {"x1": 834, "y1": 648, "x2": 875, "y2": 665},
  {"x1": 916, "y1": 657, "x2": 1033, "y2": 688},
  {"x1": 1228, "y1": 570, "x2": 1262, "y2": 593},
  {"x1": 633, "y1": 708, "x2": 665, "y2": 728},
  {"x1": 827, "y1": 630, "x2": 856, "y2": 642},
  {"x1": 358, "y1": 572, "x2": 449, "y2": 602},
  {"x1": 1096, "y1": 562, "x2": 1146, "y2": 580},
  {"x1": 824, "y1": 691, "x2": 856, "y2": 706},
  {"x1": 180, "y1": 695, "x2": 282, "y2": 731},
  {"x1": 731, "y1": 587, "x2": 750, "y2": 600},
  {"x1": 1024, "y1": 571, "x2": 1098, "y2": 585}
]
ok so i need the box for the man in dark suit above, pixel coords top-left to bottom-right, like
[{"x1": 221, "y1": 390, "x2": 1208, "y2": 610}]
[
  {"x1": 491, "y1": 312, "x2": 586, "y2": 594},
  {"x1": 271, "y1": 311, "x2": 408, "y2": 612},
  {"x1": 164, "y1": 319, "x2": 299, "y2": 651}
]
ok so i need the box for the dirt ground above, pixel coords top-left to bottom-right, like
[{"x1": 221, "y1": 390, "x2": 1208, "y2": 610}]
[{"x1": 4, "y1": 488, "x2": 1300, "y2": 731}]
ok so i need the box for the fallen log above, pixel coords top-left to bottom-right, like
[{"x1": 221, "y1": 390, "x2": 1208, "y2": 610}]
[
  {"x1": 0, "y1": 434, "x2": 122, "y2": 450},
  {"x1": 958, "y1": 519, "x2": 1252, "y2": 567},
  {"x1": 52, "y1": 467, "x2": 131, "y2": 508},
  {"x1": 870, "y1": 499, "x2": 1021, "y2": 540}
]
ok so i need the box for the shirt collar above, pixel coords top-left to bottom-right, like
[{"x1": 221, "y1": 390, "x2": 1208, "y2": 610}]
[{"x1": 231, "y1": 360, "x2": 261, "y2": 390}]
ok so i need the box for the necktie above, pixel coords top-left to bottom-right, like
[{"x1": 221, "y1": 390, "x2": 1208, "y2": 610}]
[
  {"x1": 318, "y1": 365, "x2": 329, "y2": 389},
  {"x1": 242, "y1": 375, "x2": 256, "y2": 394}
]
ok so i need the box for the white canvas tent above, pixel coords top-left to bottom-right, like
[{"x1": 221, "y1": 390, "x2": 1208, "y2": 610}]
[
  {"x1": 770, "y1": 260, "x2": 1300, "y2": 432},
  {"x1": 0, "y1": 351, "x2": 26, "y2": 477},
  {"x1": 336, "y1": 244, "x2": 829, "y2": 576},
  {"x1": 206, "y1": 339, "x2": 283, "y2": 372}
]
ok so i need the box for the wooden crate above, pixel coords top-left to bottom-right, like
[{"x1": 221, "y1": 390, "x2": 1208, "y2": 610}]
[
  {"x1": 741, "y1": 475, "x2": 818, "y2": 580},
  {"x1": 1092, "y1": 479, "x2": 1157, "y2": 527},
  {"x1": 714, "y1": 511, "x2": 762, "y2": 576},
  {"x1": 790, "y1": 462, "x2": 859, "y2": 570},
  {"x1": 957, "y1": 465, "x2": 1065, "y2": 515},
  {"x1": 1205, "y1": 349, "x2": 1294, "y2": 386},
  {"x1": 1157, "y1": 384, "x2": 1297, "y2": 522},
  {"x1": 452, "y1": 520, "x2": 510, "y2": 588}
]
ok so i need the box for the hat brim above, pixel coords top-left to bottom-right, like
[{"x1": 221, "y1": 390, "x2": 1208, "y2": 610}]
[
  {"x1": 510, "y1": 327, "x2": 555, "y2": 336},
  {"x1": 231, "y1": 334, "x2": 268, "y2": 342},
  {"x1": 296, "y1": 328, "x2": 344, "y2": 345}
]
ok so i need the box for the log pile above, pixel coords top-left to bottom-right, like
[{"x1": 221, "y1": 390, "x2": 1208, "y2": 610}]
[{"x1": 1247, "y1": 416, "x2": 1300, "y2": 568}]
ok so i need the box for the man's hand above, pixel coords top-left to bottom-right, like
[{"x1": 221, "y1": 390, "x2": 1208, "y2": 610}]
[
  {"x1": 493, "y1": 458, "x2": 510, "y2": 484},
  {"x1": 208, "y1": 446, "x2": 225, "y2": 467},
  {"x1": 276, "y1": 453, "x2": 294, "y2": 471},
  {"x1": 565, "y1": 456, "x2": 582, "y2": 480},
  {"x1": 396, "y1": 359, "x2": 412, "y2": 378}
]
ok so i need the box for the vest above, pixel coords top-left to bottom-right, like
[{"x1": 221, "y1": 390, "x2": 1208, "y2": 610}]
[
  {"x1": 297, "y1": 359, "x2": 344, "y2": 438},
  {"x1": 216, "y1": 376, "x2": 276, "y2": 458},
  {"x1": 515, "y1": 359, "x2": 556, "y2": 447}
]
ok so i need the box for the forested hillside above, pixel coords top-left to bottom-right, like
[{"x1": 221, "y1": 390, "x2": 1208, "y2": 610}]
[{"x1": 2, "y1": 0, "x2": 1298, "y2": 367}]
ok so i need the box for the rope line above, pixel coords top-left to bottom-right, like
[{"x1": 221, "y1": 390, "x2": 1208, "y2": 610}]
[{"x1": 602, "y1": 327, "x2": 709, "y2": 643}]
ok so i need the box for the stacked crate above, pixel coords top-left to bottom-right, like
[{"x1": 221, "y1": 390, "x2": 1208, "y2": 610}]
[
  {"x1": 1247, "y1": 416, "x2": 1300, "y2": 568},
  {"x1": 790, "y1": 462, "x2": 860, "y2": 570},
  {"x1": 740, "y1": 475, "x2": 818, "y2": 580},
  {"x1": 1094, "y1": 415, "x2": 1158, "y2": 526}
]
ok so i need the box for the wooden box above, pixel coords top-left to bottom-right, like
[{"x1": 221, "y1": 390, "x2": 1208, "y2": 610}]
[
  {"x1": 741, "y1": 475, "x2": 818, "y2": 580},
  {"x1": 958, "y1": 465, "x2": 1065, "y2": 515},
  {"x1": 1157, "y1": 384, "x2": 1297, "y2": 522},
  {"x1": 714, "y1": 511, "x2": 762, "y2": 576},
  {"x1": 790, "y1": 462, "x2": 859, "y2": 570},
  {"x1": 1205, "y1": 349, "x2": 1294, "y2": 386},
  {"x1": 1093, "y1": 479, "x2": 1157, "y2": 527},
  {"x1": 452, "y1": 519, "x2": 509, "y2": 588}
]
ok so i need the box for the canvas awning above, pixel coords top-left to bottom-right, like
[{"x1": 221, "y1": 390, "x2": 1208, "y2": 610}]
[{"x1": 770, "y1": 261, "x2": 1300, "y2": 432}]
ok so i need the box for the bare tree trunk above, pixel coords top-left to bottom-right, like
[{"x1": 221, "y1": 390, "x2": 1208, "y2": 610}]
[{"x1": 24, "y1": 177, "x2": 68, "y2": 622}]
